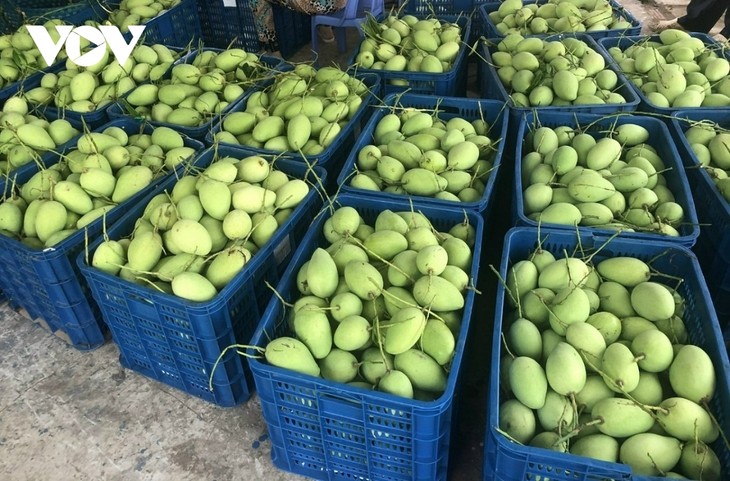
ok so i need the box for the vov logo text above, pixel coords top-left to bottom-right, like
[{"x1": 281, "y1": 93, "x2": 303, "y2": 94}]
[{"x1": 26, "y1": 25, "x2": 146, "y2": 68}]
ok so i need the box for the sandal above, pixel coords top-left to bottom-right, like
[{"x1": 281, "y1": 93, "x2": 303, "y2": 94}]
[
  {"x1": 652, "y1": 18, "x2": 686, "y2": 33},
  {"x1": 317, "y1": 25, "x2": 335, "y2": 43}
]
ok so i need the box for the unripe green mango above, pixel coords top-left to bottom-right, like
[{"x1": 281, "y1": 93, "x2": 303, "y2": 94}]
[
  {"x1": 570, "y1": 434, "x2": 619, "y2": 463},
  {"x1": 537, "y1": 257, "x2": 590, "y2": 292},
  {"x1": 630, "y1": 281, "x2": 675, "y2": 321},
  {"x1": 598, "y1": 281, "x2": 636, "y2": 318},
  {"x1": 536, "y1": 389, "x2": 574, "y2": 431},
  {"x1": 520, "y1": 288, "x2": 555, "y2": 329},
  {"x1": 619, "y1": 433, "x2": 682, "y2": 476},
  {"x1": 499, "y1": 399, "x2": 536, "y2": 444},
  {"x1": 601, "y1": 342, "x2": 640, "y2": 393},
  {"x1": 630, "y1": 329, "x2": 673, "y2": 373},
  {"x1": 597, "y1": 258, "x2": 650, "y2": 289},
  {"x1": 413, "y1": 275, "x2": 464, "y2": 311},
  {"x1": 669, "y1": 345, "x2": 716, "y2": 403},
  {"x1": 394, "y1": 348, "x2": 446, "y2": 393},
  {"x1": 592, "y1": 397, "x2": 655, "y2": 437},
  {"x1": 293, "y1": 309, "x2": 332, "y2": 359},
  {"x1": 679, "y1": 441, "x2": 721, "y2": 481},
  {"x1": 575, "y1": 375, "x2": 614, "y2": 414},
  {"x1": 509, "y1": 356, "x2": 547, "y2": 409},
  {"x1": 548, "y1": 287, "x2": 591, "y2": 335},
  {"x1": 545, "y1": 342, "x2": 586, "y2": 395},
  {"x1": 53, "y1": 180, "x2": 93, "y2": 215}
]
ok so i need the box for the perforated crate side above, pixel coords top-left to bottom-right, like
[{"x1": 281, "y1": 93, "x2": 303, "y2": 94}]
[
  {"x1": 271, "y1": 3, "x2": 311, "y2": 58},
  {"x1": 402, "y1": 0, "x2": 486, "y2": 15},
  {"x1": 249, "y1": 193, "x2": 483, "y2": 481},
  {"x1": 484, "y1": 227, "x2": 730, "y2": 481},
  {"x1": 0, "y1": 0, "x2": 96, "y2": 33},
  {"x1": 0, "y1": 118, "x2": 203, "y2": 350},
  {"x1": 137, "y1": 0, "x2": 201, "y2": 48},
  {"x1": 196, "y1": 0, "x2": 261, "y2": 52},
  {"x1": 513, "y1": 111, "x2": 700, "y2": 247},
  {"x1": 693, "y1": 229, "x2": 730, "y2": 316},
  {"x1": 87, "y1": 0, "x2": 200, "y2": 47}
]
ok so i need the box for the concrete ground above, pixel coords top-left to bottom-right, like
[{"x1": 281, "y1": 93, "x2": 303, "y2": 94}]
[{"x1": 0, "y1": 2, "x2": 725, "y2": 481}]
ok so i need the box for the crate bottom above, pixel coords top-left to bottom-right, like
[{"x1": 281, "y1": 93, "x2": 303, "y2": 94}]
[
  {"x1": 118, "y1": 352, "x2": 249, "y2": 408},
  {"x1": 13, "y1": 306, "x2": 107, "y2": 351}
]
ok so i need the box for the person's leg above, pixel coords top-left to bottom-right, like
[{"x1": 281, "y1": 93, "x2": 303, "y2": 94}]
[
  {"x1": 251, "y1": 0, "x2": 280, "y2": 53},
  {"x1": 677, "y1": 0, "x2": 728, "y2": 32},
  {"x1": 720, "y1": 6, "x2": 730, "y2": 38},
  {"x1": 268, "y1": 0, "x2": 337, "y2": 42}
]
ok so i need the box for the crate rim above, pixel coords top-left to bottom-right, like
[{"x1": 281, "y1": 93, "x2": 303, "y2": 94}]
[
  {"x1": 203, "y1": 71, "x2": 382, "y2": 161},
  {"x1": 596, "y1": 32, "x2": 730, "y2": 113},
  {"x1": 478, "y1": 0, "x2": 641, "y2": 40},
  {"x1": 105, "y1": 48, "x2": 283, "y2": 138},
  {"x1": 347, "y1": 14, "x2": 472, "y2": 82},
  {"x1": 334, "y1": 92, "x2": 510, "y2": 211},
  {"x1": 513, "y1": 110, "x2": 701, "y2": 245},
  {"x1": 0, "y1": 117, "x2": 204, "y2": 259},
  {"x1": 76, "y1": 144, "x2": 328, "y2": 310},
  {"x1": 481, "y1": 32, "x2": 641, "y2": 112}
]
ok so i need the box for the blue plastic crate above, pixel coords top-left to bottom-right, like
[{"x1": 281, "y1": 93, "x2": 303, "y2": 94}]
[
  {"x1": 670, "y1": 110, "x2": 730, "y2": 254},
  {"x1": 0, "y1": 111, "x2": 85, "y2": 193},
  {"x1": 248, "y1": 192, "x2": 483, "y2": 481},
  {"x1": 401, "y1": 0, "x2": 486, "y2": 14},
  {"x1": 0, "y1": 3, "x2": 99, "y2": 103},
  {"x1": 32, "y1": 46, "x2": 190, "y2": 130},
  {"x1": 196, "y1": 0, "x2": 311, "y2": 58},
  {"x1": 77, "y1": 146, "x2": 326, "y2": 406},
  {"x1": 514, "y1": 111, "x2": 700, "y2": 247},
  {"x1": 140, "y1": 0, "x2": 201, "y2": 48},
  {"x1": 349, "y1": 15, "x2": 471, "y2": 96},
  {"x1": 485, "y1": 226, "x2": 730, "y2": 481},
  {"x1": 480, "y1": 34, "x2": 640, "y2": 125},
  {"x1": 0, "y1": 0, "x2": 96, "y2": 33},
  {"x1": 693, "y1": 229, "x2": 730, "y2": 318},
  {"x1": 107, "y1": 50, "x2": 282, "y2": 141},
  {"x1": 24, "y1": 0, "x2": 99, "y2": 23},
  {"x1": 671, "y1": 109, "x2": 730, "y2": 314},
  {"x1": 336, "y1": 93, "x2": 508, "y2": 212},
  {"x1": 0, "y1": 118, "x2": 204, "y2": 350},
  {"x1": 597, "y1": 33, "x2": 730, "y2": 115},
  {"x1": 271, "y1": 3, "x2": 312, "y2": 58},
  {"x1": 401, "y1": 0, "x2": 489, "y2": 40},
  {"x1": 479, "y1": 0, "x2": 640, "y2": 40},
  {"x1": 196, "y1": 0, "x2": 260, "y2": 52},
  {"x1": 205, "y1": 72, "x2": 380, "y2": 184},
  {"x1": 89, "y1": 0, "x2": 200, "y2": 48}
]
